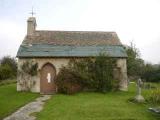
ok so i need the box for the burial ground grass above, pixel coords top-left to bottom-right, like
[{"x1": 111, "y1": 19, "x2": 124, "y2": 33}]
[
  {"x1": 0, "y1": 82, "x2": 39, "y2": 119},
  {"x1": 0, "y1": 81, "x2": 160, "y2": 120},
  {"x1": 36, "y1": 83, "x2": 160, "y2": 120}
]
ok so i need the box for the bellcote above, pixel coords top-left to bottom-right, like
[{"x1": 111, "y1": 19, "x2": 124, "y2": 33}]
[{"x1": 27, "y1": 17, "x2": 37, "y2": 35}]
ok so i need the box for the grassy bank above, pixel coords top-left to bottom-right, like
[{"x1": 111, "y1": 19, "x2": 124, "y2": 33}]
[{"x1": 0, "y1": 83, "x2": 39, "y2": 119}]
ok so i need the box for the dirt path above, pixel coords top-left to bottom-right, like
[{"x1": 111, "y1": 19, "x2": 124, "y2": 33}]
[{"x1": 3, "y1": 95, "x2": 51, "y2": 120}]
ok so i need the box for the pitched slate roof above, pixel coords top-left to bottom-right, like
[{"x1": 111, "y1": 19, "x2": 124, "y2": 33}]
[
  {"x1": 17, "y1": 44, "x2": 127, "y2": 58},
  {"x1": 17, "y1": 30, "x2": 127, "y2": 58}
]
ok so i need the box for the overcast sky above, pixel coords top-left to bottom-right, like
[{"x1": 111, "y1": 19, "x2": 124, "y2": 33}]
[{"x1": 0, "y1": 0, "x2": 160, "y2": 64}]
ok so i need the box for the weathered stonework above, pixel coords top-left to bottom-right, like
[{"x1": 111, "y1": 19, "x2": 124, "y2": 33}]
[
  {"x1": 17, "y1": 17, "x2": 128, "y2": 93},
  {"x1": 116, "y1": 58, "x2": 128, "y2": 91},
  {"x1": 17, "y1": 58, "x2": 69, "y2": 93},
  {"x1": 17, "y1": 57, "x2": 128, "y2": 93}
]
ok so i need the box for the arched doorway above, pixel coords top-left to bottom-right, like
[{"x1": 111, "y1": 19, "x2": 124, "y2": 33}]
[{"x1": 40, "y1": 63, "x2": 56, "y2": 94}]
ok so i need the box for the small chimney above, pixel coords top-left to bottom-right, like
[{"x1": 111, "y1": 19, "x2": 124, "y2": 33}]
[{"x1": 27, "y1": 17, "x2": 36, "y2": 35}]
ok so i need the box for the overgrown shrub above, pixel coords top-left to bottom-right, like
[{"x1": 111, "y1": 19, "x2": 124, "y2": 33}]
[
  {"x1": 94, "y1": 54, "x2": 117, "y2": 92},
  {"x1": 68, "y1": 58, "x2": 95, "y2": 89},
  {"x1": 148, "y1": 89, "x2": 160, "y2": 104},
  {"x1": 55, "y1": 67, "x2": 82, "y2": 94},
  {"x1": 55, "y1": 53, "x2": 119, "y2": 94},
  {"x1": 70, "y1": 54, "x2": 117, "y2": 92}
]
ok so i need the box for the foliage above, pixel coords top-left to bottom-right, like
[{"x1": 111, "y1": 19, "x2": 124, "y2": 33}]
[
  {"x1": 125, "y1": 42, "x2": 145, "y2": 78},
  {"x1": 94, "y1": 54, "x2": 117, "y2": 92},
  {"x1": 0, "y1": 56, "x2": 17, "y2": 80},
  {"x1": 18, "y1": 60, "x2": 38, "y2": 91},
  {"x1": 20, "y1": 60, "x2": 38, "y2": 76},
  {"x1": 68, "y1": 58, "x2": 95, "y2": 89},
  {"x1": 56, "y1": 53, "x2": 118, "y2": 94},
  {"x1": 125, "y1": 42, "x2": 160, "y2": 83},
  {"x1": 55, "y1": 67, "x2": 82, "y2": 94},
  {"x1": 143, "y1": 82, "x2": 157, "y2": 89},
  {"x1": 0, "y1": 64, "x2": 14, "y2": 80},
  {"x1": 142, "y1": 64, "x2": 160, "y2": 82},
  {"x1": 0, "y1": 84, "x2": 39, "y2": 119},
  {"x1": 148, "y1": 89, "x2": 160, "y2": 104}
]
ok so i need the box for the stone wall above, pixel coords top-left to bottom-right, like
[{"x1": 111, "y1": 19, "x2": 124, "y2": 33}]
[
  {"x1": 116, "y1": 58, "x2": 128, "y2": 91},
  {"x1": 17, "y1": 57, "x2": 128, "y2": 93},
  {"x1": 17, "y1": 58, "x2": 69, "y2": 92}
]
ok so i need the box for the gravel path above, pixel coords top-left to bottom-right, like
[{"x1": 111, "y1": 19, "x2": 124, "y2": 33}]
[{"x1": 3, "y1": 95, "x2": 51, "y2": 120}]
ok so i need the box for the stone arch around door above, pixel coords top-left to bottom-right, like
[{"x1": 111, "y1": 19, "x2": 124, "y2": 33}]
[{"x1": 40, "y1": 63, "x2": 56, "y2": 94}]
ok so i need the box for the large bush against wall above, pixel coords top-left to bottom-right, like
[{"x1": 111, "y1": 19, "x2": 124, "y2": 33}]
[
  {"x1": 56, "y1": 53, "x2": 118, "y2": 94},
  {"x1": 94, "y1": 54, "x2": 117, "y2": 92},
  {"x1": 55, "y1": 66, "x2": 82, "y2": 94}
]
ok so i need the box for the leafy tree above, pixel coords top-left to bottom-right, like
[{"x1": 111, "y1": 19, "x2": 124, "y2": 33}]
[
  {"x1": 125, "y1": 42, "x2": 160, "y2": 82},
  {"x1": 0, "y1": 56, "x2": 17, "y2": 76},
  {"x1": 0, "y1": 64, "x2": 13, "y2": 80},
  {"x1": 0, "y1": 56, "x2": 17, "y2": 80},
  {"x1": 125, "y1": 42, "x2": 145, "y2": 78}
]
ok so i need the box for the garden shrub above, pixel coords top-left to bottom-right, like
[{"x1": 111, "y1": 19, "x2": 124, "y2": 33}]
[
  {"x1": 69, "y1": 54, "x2": 118, "y2": 92},
  {"x1": 68, "y1": 58, "x2": 95, "y2": 89},
  {"x1": 94, "y1": 54, "x2": 117, "y2": 92},
  {"x1": 55, "y1": 67, "x2": 83, "y2": 94},
  {"x1": 148, "y1": 89, "x2": 160, "y2": 104},
  {"x1": 55, "y1": 53, "x2": 119, "y2": 94}
]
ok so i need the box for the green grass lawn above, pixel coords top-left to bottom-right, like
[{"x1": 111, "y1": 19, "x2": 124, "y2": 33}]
[
  {"x1": 0, "y1": 79, "x2": 17, "y2": 86},
  {"x1": 0, "y1": 83, "x2": 39, "y2": 119},
  {"x1": 0, "y1": 81, "x2": 160, "y2": 120},
  {"x1": 36, "y1": 83, "x2": 160, "y2": 120}
]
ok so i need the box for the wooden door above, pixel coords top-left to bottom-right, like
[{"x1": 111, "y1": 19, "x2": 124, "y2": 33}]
[{"x1": 40, "y1": 63, "x2": 56, "y2": 94}]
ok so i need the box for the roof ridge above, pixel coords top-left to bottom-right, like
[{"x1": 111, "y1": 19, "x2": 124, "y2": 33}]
[{"x1": 35, "y1": 30, "x2": 116, "y2": 33}]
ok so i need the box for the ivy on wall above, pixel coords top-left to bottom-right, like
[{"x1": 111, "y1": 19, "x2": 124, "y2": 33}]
[
  {"x1": 21, "y1": 60, "x2": 38, "y2": 76},
  {"x1": 18, "y1": 60, "x2": 38, "y2": 91}
]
